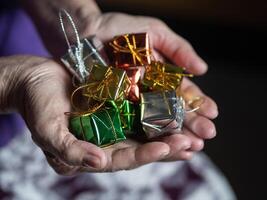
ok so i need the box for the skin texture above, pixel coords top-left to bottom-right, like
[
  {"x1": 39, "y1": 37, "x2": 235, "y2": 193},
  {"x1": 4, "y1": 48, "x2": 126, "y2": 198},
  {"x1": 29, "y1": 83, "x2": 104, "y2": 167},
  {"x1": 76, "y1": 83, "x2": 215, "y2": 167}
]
[{"x1": 0, "y1": 0, "x2": 218, "y2": 175}]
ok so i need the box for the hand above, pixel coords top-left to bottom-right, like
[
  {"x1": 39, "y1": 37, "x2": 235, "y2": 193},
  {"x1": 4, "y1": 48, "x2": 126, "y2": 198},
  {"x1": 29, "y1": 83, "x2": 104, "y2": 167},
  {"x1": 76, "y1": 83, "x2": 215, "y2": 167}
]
[
  {"x1": 1, "y1": 55, "x2": 217, "y2": 175},
  {"x1": 94, "y1": 13, "x2": 208, "y2": 75},
  {"x1": 22, "y1": 6, "x2": 218, "y2": 174}
]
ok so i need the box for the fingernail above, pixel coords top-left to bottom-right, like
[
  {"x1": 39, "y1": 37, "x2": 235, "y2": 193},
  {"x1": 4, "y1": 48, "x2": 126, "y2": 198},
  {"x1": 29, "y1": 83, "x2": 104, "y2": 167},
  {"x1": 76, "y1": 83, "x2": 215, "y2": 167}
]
[
  {"x1": 184, "y1": 145, "x2": 191, "y2": 150},
  {"x1": 182, "y1": 143, "x2": 191, "y2": 150},
  {"x1": 194, "y1": 60, "x2": 208, "y2": 75},
  {"x1": 83, "y1": 155, "x2": 101, "y2": 169},
  {"x1": 199, "y1": 60, "x2": 208, "y2": 70},
  {"x1": 210, "y1": 108, "x2": 219, "y2": 119},
  {"x1": 211, "y1": 128, "x2": 217, "y2": 138},
  {"x1": 160, "y1": 150, "x2": 170, "y2": 159}
]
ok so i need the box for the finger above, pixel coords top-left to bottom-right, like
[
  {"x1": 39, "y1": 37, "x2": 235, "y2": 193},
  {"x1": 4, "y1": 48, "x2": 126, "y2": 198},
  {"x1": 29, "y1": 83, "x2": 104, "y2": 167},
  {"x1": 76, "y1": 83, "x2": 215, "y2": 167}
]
[
  {"x1": 53, "y1": 133, "x2": 107, "y2": 169},
  {"x1": 177, "y1": 151, "x2": 194, "y2": 160},
  {"x1": 104, "y1": 141, "x2": 170, "y2": 171},
  {"x1": 184, "y1": 114, "x2": 216, "y2": 139},
  {"x1": 182, "y1": 78, "x2": 219, "y2": 119},
  {"x1": 150, "y1": 22, "x2": 208, "y2": 75},
  {"x1": 157, "y1": 132, "x2": 192, "y2": 161},
  {"x1": 183, "y1": 129, "x2": 204, "y2": 151},
  {"x1": 34, "y1": 117, "x2": 107, "y2": 169},
  {"x1": 158, "y1": 128, "x2": 203, "y2": 161},
  {"x1": 161, "y1": 150, "x2": 194, "y2": 162},
  {"x1": 152, "y1": 49, "x2": 166, "y2": 62}
]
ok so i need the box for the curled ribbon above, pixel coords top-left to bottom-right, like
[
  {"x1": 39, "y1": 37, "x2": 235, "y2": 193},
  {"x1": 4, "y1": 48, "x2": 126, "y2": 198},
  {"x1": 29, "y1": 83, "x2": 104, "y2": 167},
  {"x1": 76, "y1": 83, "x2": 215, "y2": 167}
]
[
  {"x1": 109, "y1": 34, "x2": 151, "y2": 66},
  {"x1": 83, "y1": 67, "x2": 120, "y2": 101},
  {"x1": 144, "y1": 61, "x2": 193, "y2": 91},
  {"x1": 69, "y1": 66, "x2": 130, "y2": 116},
  {"x1": 59, "y1": 9, "x2": 89, "y2": 82}
]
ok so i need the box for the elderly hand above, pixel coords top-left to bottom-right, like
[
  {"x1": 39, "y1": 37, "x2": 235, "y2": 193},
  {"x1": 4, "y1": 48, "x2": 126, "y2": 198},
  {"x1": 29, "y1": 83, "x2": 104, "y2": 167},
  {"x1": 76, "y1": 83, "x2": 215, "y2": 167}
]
[
  {"x1": 19, "y1": 1, "x2": 218, "y2": 175},
  {"x1": 0, "y1": 55, "x2": 217, "y2": 175}
]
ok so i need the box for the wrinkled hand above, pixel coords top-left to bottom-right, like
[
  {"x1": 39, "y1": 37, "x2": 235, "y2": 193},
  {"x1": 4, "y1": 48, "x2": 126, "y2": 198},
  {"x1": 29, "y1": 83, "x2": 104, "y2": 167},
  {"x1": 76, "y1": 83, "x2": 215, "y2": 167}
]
[
  {"x1": 27, "y1": 13, "x2": 218, "y2": 175},
  {"x1": 10, "y1": 56, "x2": 217, "y2": 176}
]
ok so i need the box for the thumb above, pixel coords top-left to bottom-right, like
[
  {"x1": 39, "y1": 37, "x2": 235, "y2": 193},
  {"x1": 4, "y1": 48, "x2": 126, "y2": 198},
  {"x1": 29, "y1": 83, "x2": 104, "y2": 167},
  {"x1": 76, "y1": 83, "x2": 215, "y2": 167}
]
[
  {"x1": 21, "y1": 59, "x2": 107, "y2": 169},
  {"x1": 32, "y1": 124, "x2": 107, "y2": 169}
]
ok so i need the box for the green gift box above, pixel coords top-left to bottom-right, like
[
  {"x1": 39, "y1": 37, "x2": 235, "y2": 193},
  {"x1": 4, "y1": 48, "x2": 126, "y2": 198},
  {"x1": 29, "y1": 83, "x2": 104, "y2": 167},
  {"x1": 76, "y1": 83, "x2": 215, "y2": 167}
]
[
  {"x1": 84, "y1": 65, "x2": 130, "y2": 102},
  {"x1": 118, "y1": 100, "x2": 136, "y2": 133},
  {"x1": 106, "y1": 100, "x2": 136, "y2": 134},
  {"x1": 69, "y1": 107, "x2": 126, "y2": 147}
]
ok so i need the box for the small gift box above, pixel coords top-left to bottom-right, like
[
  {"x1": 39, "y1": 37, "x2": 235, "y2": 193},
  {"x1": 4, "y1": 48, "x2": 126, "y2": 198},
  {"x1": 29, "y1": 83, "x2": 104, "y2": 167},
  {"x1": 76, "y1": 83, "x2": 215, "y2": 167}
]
[
  {"x1": 142, "y1": 61, "x2": 189, "y2": 92},
  {"x1": 108, "y1": 33, "x2": 151, "y2": 68},
  {"x1": 140, "y1": 90, "x2": 185, "y2": 139},
  {"x1": 61, "y1": 36, "x2": 109, "y2": 82},
  {"x1": 123, "y1": 66, "x2": 145, "y2": 102},
  {"x1": 117, "y1": 100, "x2": 136, "y2": 133},
  {"x1": 82, "y1": 65, "x2": 131, "y2": 102},
  {"x1": 69, "y1": 107, "x2": 126, "y2": 147}
]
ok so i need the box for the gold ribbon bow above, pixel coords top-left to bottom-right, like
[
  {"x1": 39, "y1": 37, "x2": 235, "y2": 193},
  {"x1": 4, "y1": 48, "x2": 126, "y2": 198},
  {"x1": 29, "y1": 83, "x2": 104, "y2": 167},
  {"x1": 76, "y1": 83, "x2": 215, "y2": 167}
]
[
  {"x1": 144, "y1": 61, "x2": 193, "y2": 91},
  {"x1": 109, "y1": 34, "x2": 151, "y2": 66},
  {"x1": 70, "y1": 66, "x2": 130, "y2": 115}
]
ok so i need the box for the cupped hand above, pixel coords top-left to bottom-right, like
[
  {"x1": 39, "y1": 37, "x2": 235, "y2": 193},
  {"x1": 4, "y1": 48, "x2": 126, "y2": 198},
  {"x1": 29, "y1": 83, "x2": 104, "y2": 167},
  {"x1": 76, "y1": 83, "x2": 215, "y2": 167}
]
[
  {"x1": 5, "y1": 54, "x2": 217, "y2": 176},
  {"x1": 26, "y1": 12, "x2": 218, "y2": 175}
]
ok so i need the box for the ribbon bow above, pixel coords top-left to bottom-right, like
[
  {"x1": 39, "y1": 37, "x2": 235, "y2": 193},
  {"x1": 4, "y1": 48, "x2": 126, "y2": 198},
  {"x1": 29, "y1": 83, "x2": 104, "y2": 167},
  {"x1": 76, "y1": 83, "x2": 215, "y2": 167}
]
[
  {"x1": 70, "y1": 66, "x2": 130, "y2": 115},
  {"x1": 109, "y1": 34, "x2": 151, "y2": 66},
  {"x1": 144, "y1": 61, "x2": 193, "y2": 91}
]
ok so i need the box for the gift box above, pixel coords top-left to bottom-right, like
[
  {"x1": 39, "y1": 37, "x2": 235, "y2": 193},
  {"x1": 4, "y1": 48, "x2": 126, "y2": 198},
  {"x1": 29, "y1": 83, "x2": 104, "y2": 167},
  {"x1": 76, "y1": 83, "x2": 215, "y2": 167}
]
[
  {"x1": 142, "y1": 61, "x2": 188, "y2": 92},
  {"x1": 122, "y1": 66, "x2": 145, "y2": 102},
  {"x1": 108, "y1": 33, "x2": 151, "y2": 68},
  {"x1": 117, "y1": 100, "x2": 136, "y2": 133},
  {"x1": 81, "y1": 65, "x2": 131, "y2": 102},
  {"x1": 69, "y1": 107, "x2": 126, "y2": 147},
  {"x1": 140, "y1": 90, "x2": 185, "y2": 139},
  {"x1": 61, "y1": 36, "x2": 109, "y2": 82}
]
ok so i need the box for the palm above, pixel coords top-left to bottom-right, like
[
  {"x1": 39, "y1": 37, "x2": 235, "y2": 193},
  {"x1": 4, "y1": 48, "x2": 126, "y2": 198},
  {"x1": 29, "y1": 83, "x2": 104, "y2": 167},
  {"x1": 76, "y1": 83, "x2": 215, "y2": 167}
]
[
  {"x1": 27, "y1": 13, "x2": 217, "y2": 175},
  {"x1": 22, "y1": 59, "x2": 214, "y2": 175}
]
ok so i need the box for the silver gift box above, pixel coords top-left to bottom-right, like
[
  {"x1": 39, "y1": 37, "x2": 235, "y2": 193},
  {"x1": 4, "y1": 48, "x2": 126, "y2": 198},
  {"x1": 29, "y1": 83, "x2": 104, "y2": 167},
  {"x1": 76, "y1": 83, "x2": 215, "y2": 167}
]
[
  {"x1": 140, "y1": 90, "x2": 185, "y2": 139},
  {"x1": 61, "y1": 36, "x2": 109, "y2": 82}
]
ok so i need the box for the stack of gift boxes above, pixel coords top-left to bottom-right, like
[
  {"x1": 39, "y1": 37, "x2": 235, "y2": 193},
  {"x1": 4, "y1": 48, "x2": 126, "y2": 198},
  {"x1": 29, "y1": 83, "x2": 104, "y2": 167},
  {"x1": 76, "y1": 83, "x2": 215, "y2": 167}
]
[{"x1": 61, "y1": 33, "x2": 191, "y2": 148}]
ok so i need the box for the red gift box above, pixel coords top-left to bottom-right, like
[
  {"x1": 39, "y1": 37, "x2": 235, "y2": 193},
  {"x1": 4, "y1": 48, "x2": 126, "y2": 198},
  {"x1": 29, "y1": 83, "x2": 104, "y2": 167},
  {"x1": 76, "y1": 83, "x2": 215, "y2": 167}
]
[{"x1": 108, "y1": 33, "x2": 151, "y2": 68}]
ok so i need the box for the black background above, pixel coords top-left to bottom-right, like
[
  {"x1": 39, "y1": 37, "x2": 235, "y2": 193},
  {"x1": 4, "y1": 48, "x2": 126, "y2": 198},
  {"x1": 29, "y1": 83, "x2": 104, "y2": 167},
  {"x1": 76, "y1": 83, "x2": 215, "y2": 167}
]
[
  {"x1": 99, "y1": 2, "x2": 267, "y2": 199},
  {"x1": 1, "y1": 0, "x2": 267, "y2": 199}
]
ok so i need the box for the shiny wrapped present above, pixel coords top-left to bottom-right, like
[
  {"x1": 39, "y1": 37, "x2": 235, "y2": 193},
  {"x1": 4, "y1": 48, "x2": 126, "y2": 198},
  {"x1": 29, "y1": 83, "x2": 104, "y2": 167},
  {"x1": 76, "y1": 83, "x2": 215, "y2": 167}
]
[
  {"x1": 140, "y1": 90, "x2": 185, "y2": 139},
  {"x1": 143, "y1": 61, "x2": 191, "y2": 91},
  {"x1": 123, "y1": 66, "x2": 145, "y2": 102},
  {"x1": 69, "y1": 107, "x2": 126, "y2": 147},
  {"x1": 117, "y1": 100, "x2": 136, "y2": 133},
  {"x1": 61, "y1": 36, "x2": 109, "y2": 82},
  {"x1": 70, "y1": 65, "x2": 131, "y2": 111},
  {"x1": 108, "y1": 33, "x2": 151, "y2": 68}
]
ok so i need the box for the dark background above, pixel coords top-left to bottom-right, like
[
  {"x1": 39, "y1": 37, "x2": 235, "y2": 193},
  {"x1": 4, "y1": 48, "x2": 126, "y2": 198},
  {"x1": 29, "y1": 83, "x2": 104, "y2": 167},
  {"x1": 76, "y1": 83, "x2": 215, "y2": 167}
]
[
  {"x1": 98, "y1": 1, "x2": 267, "y2": 199},
  {"x1": 1, "y1": 0, "x2": 267, "y2": 199}
]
